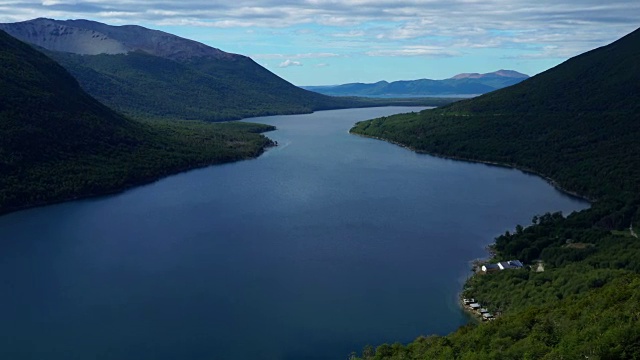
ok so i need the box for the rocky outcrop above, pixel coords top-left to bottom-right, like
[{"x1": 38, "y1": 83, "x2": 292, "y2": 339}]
[{"x1": 0, "y1": 18, "x2": 236, "y2": 60}]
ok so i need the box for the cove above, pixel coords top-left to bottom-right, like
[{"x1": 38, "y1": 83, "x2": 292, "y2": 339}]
[{"x1": 0, "y1": 107, "x2": 588, "y2": 360}]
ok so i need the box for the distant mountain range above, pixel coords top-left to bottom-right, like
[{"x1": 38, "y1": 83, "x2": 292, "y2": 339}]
[
  {"x1": 304, "y1": 70, "x2": 529, "y2": 97},
  {"x1": 0, "y1": 18, "x2": 389, "y2": 121}
]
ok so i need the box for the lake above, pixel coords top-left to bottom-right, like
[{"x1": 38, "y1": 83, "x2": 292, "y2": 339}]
[{"x1": 0, "y1": 107, "x2": 588, "y2": 360}]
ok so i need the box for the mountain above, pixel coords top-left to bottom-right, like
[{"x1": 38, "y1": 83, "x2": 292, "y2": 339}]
[
  {"x1": 303, "y1": 70, "x2": 529, "y2": 97},
  {"x1": 0, "y1": 29, "x2": 274, "y2": 214},
  {"x1": 0, "y1": 18, "x2": 382, "y2": 122},
  {"x1": 451, "y1": 69, "x2": 526, "y2": 79},
  {"x1": 0, "y1": 18, "x2": 233, "y2": 59},
  {"x1": 349, "y1": 27, "x2": 640, "y2": 359},
  {"x1": 351, "y1": 29, "x2": 640, "y2": 199}
]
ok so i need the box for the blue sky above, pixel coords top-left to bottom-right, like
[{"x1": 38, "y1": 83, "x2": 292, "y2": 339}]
[{"x1": 1, "y1": 1, "x2": 639, "y2": 85}]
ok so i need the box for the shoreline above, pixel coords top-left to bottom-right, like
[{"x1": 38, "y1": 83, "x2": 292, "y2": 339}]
[
  {"x1": 349, "y1": 131, "x2": 595, "y2": 204},
  {"x1": 350, "y1": 129, "x2": 594, "y2": 324},
  {"x1": 0, "y1": 140, "x2": 276, "y2": 217}
]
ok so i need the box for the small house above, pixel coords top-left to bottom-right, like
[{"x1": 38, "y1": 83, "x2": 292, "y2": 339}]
[
  {"x1": 481, "y1": 263, "x2": 500, "y2": 273},
  {"x1": 508, "y1": 260, "x2": 524, "y2": 268},
  {"x1": 482, "y1": 312, "x2": 494, "y2": 320},
  {"x1": 469, "y1": 303, "x2": 481, "y2": 310},
  {"x1": 479, "y1": 308, "x2": 489, "y2": 314},
  {"x1": 497, "y1": 260, "x2": 525, "y2": 270},
  {"x1": 463, "y1": 298, "x2": 475, "y2": 305}
]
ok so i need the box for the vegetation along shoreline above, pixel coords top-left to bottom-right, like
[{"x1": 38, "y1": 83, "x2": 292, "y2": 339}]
[
  {"x1": 349, "y1": 131, "x2": 594, "y2": 203},
  {"x1": 0, "y1": 130, "x2": 277, "y2": 217},
  {"x1": 348, "y1": 25, "x2": 640, "y2": 359}
]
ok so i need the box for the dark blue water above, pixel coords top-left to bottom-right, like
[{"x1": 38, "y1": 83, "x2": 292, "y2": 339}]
[{"x1": 0, "y1": 107, "x2": 588, "y2": 360}]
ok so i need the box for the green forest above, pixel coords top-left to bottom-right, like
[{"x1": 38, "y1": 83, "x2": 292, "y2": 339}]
[
  {"x1": 0, "y1": 30, "x2": 275, "y2": 214},
  {"x1": 0, "y1": 27, "x2": 453, "y2": 215},
  {"x1": 4, "y1": 18, "x2": 640, "y2": 358},
  {"x1": 45, "y1": 50, "x2": 454, "y2": 122},
  {"x1": 349, "y1": 27, "x2": 640, "y2": 359}
]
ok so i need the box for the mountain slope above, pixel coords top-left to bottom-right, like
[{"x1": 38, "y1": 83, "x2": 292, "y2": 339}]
[
  {"x1": 352, "y1": 28, "x2": 640, "y2": 200},
  {"x1": 304, "y1": 70, "x2": 528, "y2": 97},
  {"x1": 0, "y1": 29, "x2": 274, "y2": 214},
  {"x1": 0, "y1": 28, "x2": 142, "y2": 169},
  {"x1": 0, "y1": 18, "x2": 372, "y2": 122},
  {"x1": 349, "y1": 26, "x2": 640, "y2": 360}
]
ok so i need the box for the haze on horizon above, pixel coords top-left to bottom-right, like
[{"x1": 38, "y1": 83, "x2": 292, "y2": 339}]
[{"x1": 1, "y1": 0, "x2": 638, "y2": 86}]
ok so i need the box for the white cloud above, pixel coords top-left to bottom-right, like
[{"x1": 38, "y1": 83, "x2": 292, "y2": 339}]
[
  {"x1": 0, "y1": 0, "x2": 638, "y2": 61},
  {"x1": 4, "y1": 1, "x2": 638, "y2": 31},
  {"x1": 297, "y1": 52, "x2": 339, "y2": 59},
  {"x1": 331, "y1": 30, "x2": 366, "y2": 38},
  {"x1": 41, "y1": 0, "x2": 77, "y2": 6},
  {"x1": 253, "y1": 52, "x2": 340, "y2": 60},
  {"x1": 279, "y1": 59, "x2": 303, "y2": 67},
  {"x1": 366, "y1": 45, "x2": 459, "y2": 57},
  {"x1": 506, "y1": 44, "x2": 588, "y2": 60}
]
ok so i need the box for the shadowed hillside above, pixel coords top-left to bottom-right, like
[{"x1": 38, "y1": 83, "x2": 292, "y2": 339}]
[
  {"x1": 0, "y1": 29, "x2": 274, "y2": 214},
  {"x1": 352, "y1": 28, "x2": 640, "y2": 200},
  {"x1": 0, "y1": 18, "x2": 443, "y2": 122},
  {"x1": 349, "y1": 27, "x2": 640, "y2": 359}
]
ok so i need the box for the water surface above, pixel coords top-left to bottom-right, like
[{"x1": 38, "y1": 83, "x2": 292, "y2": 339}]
[{"x1": 0, "y1": 107, "x2": 588, "y2": 359}]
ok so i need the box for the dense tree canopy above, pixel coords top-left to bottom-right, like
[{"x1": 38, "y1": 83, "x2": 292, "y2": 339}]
[
  {"x1": 0, "y1": 30, "x2": 275, "y2": 214},
  {"x1": 44, "y1": 50, "x2": 455, "y2": 122},
  {"x1": 350, "y1": 27, "x2": 640, "y2": 359}
]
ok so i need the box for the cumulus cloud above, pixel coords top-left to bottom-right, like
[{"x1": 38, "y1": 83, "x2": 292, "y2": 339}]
[
  {"x1": 366, "y1": 45, "x2": 459, "y2": 57},
  {"x1": 279, "y1": 59, "x2": 303, "y2": 67},
  {"x1": 41, "y1": 0, "x2": 77, "y2": 6},
  {"x1": 331, "y1": 30, "x2": 366, "y2": 38},
  {"x1": 0, "y1": 0, "x2": 638, "y2": 61},
  {"x1": 253, "y1": 52, "x2": 340, "y2": 60},
  {"x1": 3, "y1": 1, "x2": 638, "y2": 30}
]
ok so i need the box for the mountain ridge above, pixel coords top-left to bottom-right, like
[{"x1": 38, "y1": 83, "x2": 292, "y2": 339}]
[
  {"x1": 450, "y1": 69, "x2": 528, "y2": 79},
  {"x1": 351, "y1": 26, "x2": 640, "y2": 198},
  {"x1": 304, "y1": 70, "x2": 529, "y2": 97},
  {"x1": 0, "y1": 29, "x2": 275, "y2": 214},
  {"x1": 1, "y1": 18, "x2": 424, "y2": 122},
  {"x1": 348, "y1": 24, "x2": 640, "y2": 360},
  {"x1": 0, "y1": 18, "x2": 235, "y2": 60}
]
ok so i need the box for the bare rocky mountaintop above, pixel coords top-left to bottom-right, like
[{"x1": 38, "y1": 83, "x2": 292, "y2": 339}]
[
  {"x1": 0, "y1": 18, "x2": 358, "y2": 121},
  {"x1": 0, "y1": 18, "x2": 441, "y2": 122},
  {"x1": 0, "y1": 18, "x2": 236, "y2": 60}
]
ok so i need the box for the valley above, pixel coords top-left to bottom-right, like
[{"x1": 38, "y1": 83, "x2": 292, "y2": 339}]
[
  {"x1": 1, "y1": 18, "x2": 454, "y2": 122},
  {"x1": 1, "y1": 11, "x2": 639, "y2": 360},
  {"x1": 0, "y1": 107, "x2": 587, "y2": 360}
]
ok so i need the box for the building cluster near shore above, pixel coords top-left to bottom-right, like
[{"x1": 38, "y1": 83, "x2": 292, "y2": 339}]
[
  {"x1": 463, "y1": 259, "x2": 525, "y2": 321},
  {"x1": 479, "y1": 259, "x2": 524, "y2": 273},
  {"x1": 462, "y1": 298, "x2": 495, "y2": 321}
]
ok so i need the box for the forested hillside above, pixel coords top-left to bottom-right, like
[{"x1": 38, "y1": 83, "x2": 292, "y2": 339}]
[
  {"x1": 0, "y1": 30, "x2": 274, "y2": 214},
  {"x1": 349, "y1": 27, "x2": 640, "y2": 359},
  {"x1": 45, "y1": 50, "x2": 364, "y2": 121},
  {"x1": 352, "y1": 28, "x2": 640, "y2": 200},
  {"x1": 0, "y1": 18, "x2": 450, "y2": 122}
]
